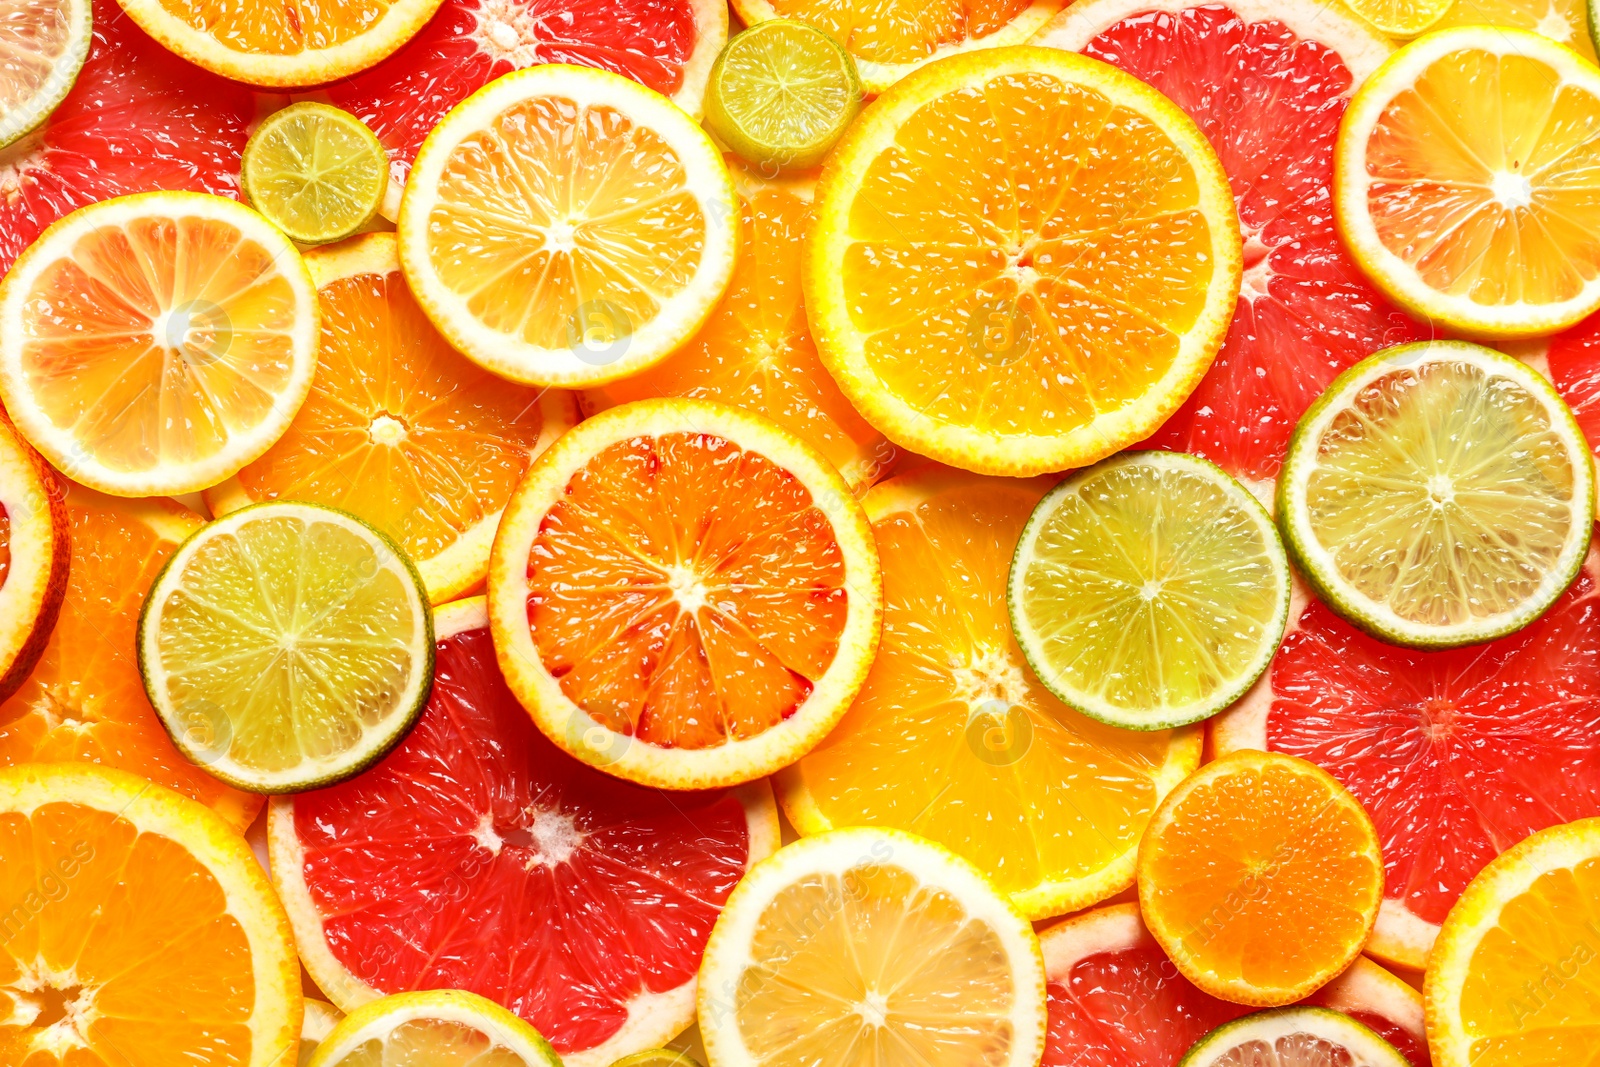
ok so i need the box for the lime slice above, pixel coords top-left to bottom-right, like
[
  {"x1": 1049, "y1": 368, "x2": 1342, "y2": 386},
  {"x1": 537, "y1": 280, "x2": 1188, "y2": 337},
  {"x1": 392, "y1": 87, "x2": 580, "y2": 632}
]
[
  {"x1": 137, "y1": 501, "x2": 434, "y2": 793},
  {"x1": 703, "y1": 19, "x2": 862, "y2": 173},
  {"x1": 1278, "y1": 340, "x2": 1595, "y2": 649},
  {"x1": 242, "y1": 102, "x2": 388, "y2": 245},
  {"x1": 1178, "y1": 1007, "x2": 1410, "y2": 1067},
  {"x1": 0, "y1": 0, "x2": 91, "y2": 149},
  {"x1": 1008, "y1": 451, "x2": 1291, "y2": 731}
]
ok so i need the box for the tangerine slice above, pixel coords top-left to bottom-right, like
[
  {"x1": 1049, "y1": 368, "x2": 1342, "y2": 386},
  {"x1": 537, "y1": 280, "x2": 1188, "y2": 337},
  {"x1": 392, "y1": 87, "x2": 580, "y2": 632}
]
[
  {"x1": 487, "y1": 398, "x2": 882, "y2": 790},
  {"x1": 0, "y1": 416, "x2": 67, "y2": 704}
]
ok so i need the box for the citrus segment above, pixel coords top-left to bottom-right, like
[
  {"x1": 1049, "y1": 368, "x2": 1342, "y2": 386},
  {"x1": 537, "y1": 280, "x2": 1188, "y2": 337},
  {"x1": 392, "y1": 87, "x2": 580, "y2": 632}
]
[
  {"x1": 1278, "y1": 341, "x2": 1594, "y2": 649},
  {"x1": 0, "y1": 0, "x2": 256, "y2": 277},
  {"x1": 776, "y1": 465, "x2": 1201, "y2": 920},
  {"x1": 805, "y1": 46, "x2": 1242, "y2": 476},
  {"x1": 1424, "y1": 817, "x2": 1600, "y2": 1067},
  {"x1": 243, "y1": 103, "x2": 388, "y2": 246},
  {"x1": 1009, "y1": 451, "x2": 1290, "y2": 730},
  {"x1": 272, "y1": 598, "x2": 780, "y2": 1066},
  {"x1": 1137, "y1": 751, "x2": 1385, "y2": 1007},
  {"x1": 0, "y1": 483, "x2": 259, "y2": 830},
  {"x1": 696, "y1": 827, "x2": 1049, "y2": 1067},
  {"x1": 1428, "y1": 0, "x2": 1598, "y2": 62},
  {"x1": 0, "y1": 191, "x2": 320, "y2": 498},
  {"x1": 1039, "y1": 903, "x2": 1431, "y2": 1067},
  {"x1": 0, "y1": 0, "x2": 91, "y2": 148},
  {"x1": 1212, "y1": 554, "x2": 1600, "y2": 971},
  {"x1": 206, "y1": 233, "x2": 580, "y2": 604},
  {"x1": 398, "y1": 64, "x2": 738, "y2": 387},
  {"x1": 0, "y1": 416, "x2": 67, "y2": 704},
  {"x1": 1034, "y1": 0, "x2": 1425, "y2": 489},
  {"x1": 730, "y1": 0, "x2": 1066, "y2": 93},
  {"x1": 581, "y1": 168, "x2": 894, "y2": 492},
  {"x1": 487, "y1": 399, "x2": 881, "y2": 790},
  {"x1": 0, "y1": 762, "x2": 300, "y2": 1067},
  {"x1": 1179, "y1": 1008, "x2": 1412, "y2": 1067},
  {"x1": 307, "y1": 990, "x2": 561, "y2": 1067},
  {"x1": 1548, "y1": 309, "x2": 1600, "y2": 457},
  {"x1": 1344, "y1": 0, "x2": 1453, "y2": 35},
  {"x1": 1334, "y1": 27, "x2": 1600, "y2": 337}
]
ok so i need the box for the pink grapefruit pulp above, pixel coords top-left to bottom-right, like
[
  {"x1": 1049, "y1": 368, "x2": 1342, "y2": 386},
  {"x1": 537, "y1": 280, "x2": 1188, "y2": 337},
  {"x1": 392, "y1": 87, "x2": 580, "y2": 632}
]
[{"x1": 1546, "y1": 311, "x2": 1600, "y2": 458}]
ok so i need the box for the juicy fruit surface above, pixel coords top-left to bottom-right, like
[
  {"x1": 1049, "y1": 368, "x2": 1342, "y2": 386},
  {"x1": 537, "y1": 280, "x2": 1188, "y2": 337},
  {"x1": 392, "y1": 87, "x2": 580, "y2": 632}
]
[
  {"x1": 1429, "y1": 0, "x2": 1597, "y2": 63},
  {"x1": 527, "y1": 430, "x2": 846, "y2": 749},
  {"x1": 704, "y1": 20, "x2": 860, "y2": 171},
  {"x1": 0, "y1": 0, "x2": 85, "y2": 143},
  {"x1": 285, "y1": 622, "x2": 758, "y2": 1056},
  {"x1": 1344, "y1": 0, "x2": 1452, "y2": 35},
  {"x1": 582, "y1": 182, "x2": 891, "y2": 490},
  {"x1": 1069, "y1": 3, "x2": 1427, "y2": 483},
  {"x1": 326, "y1": 0, "x2": 701, "y2": 193},
  {"x1": 320, "y1": 1018, "x2": 536, "y2": 1067},
  {"x1": 243, "y1": 105, "x2": 387, "y2": 245},
  {"x1": 0, "y1": 0, "x2": 252, "y2": 276},
  {"x1": 1547, "y1": 309, "x2": 1600, "y2": 454},
  {"x1": 147, "y1": 0, "x2": 412, "y2": 55},
  {"x1": 781, "y1": 471, "x2": 1197, "y2": 917},
  {"x1": 0, "y1": 484, "x2": 258, "y2": 829},
  {"x1": 757, "y1": 0, "x2": 1033, "y2": 63}
]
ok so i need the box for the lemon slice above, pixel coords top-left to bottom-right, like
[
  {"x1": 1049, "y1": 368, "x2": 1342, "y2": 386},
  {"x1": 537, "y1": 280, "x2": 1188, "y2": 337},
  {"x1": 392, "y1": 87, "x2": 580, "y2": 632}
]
[
  {"x1": 307, "y1": 989, "x2": 560, "y2": 1067},
  {"x1": 704, "y1": 20, "x2": 862, "y2": 173},
  {"x1": 0, "y1": 0, "x2": 91, "y2": 148},
  {"x1": 1344, "y1": 0, "x2": 1453, "y2": 35},
  {"x1": 1279, "y1": 340, "x2": 1594, "y2": 649},
  {"x1": 300, "y1": 999, "x2": 344, "y2": 1067},
  {"x1": 611, "y1": 1053, "x2": 703, "y2": 1067},
  {"x1": 1180, "y1": 1008, "x2": 1411, "y2": 1067},
  {"x1": 697, "y1": 827, "x2": 1047, "y2": 1067},
  {"x1": 1009, "y1": 451, "x2": 1290, "y2": 730},
  {"x1": 243, "y1": 102, "x2": 388, "y2": 246},
  {"x1": 137, "y1": 501, "x2": 434, "y2": 793}
]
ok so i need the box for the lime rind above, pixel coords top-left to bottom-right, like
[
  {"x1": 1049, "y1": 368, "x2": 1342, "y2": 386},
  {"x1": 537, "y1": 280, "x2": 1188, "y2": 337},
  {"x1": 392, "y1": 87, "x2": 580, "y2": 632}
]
[
  {"x1": 1008, "y1": 450, "x2": 1291, "y2": 731},
  {"x1": 1278, "y1": 340, "x2": 1596, "y2": 650},
  {"x1": 1178, "y1": 1007, "x2": 1411, "y2": 1067},
  {"x1": 0, "y1": 0, "x2": 91, "y2": 149},
  {"x1": 137, "y1": 500, "x2": 435, "y2": 794},
  {"x1": 243, "y1": 102, "x2": 388, "y2": 246}
]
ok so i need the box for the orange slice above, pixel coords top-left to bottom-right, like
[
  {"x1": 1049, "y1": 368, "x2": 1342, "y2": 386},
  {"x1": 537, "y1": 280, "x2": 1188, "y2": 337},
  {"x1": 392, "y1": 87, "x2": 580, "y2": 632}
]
[
  {"x1": 774, "y1": 465, "x2": 1202, "y2": 920},
  {"x1": 1137, "y1": 750, "x2": 1385, "y2": 1007},
  {"x1": 205, "y1": 233, "x2": 580, "y2": 605},
  {"x1": 0, "y1": 762, "x2": 300, "y2": 1066},
  {"x1": 0, "y1": 415, "x2": 67, "y2": 704},
  {"x1": 0, "y1": 191, "x2": 320, "y2": 497},
  {"x1": 728, "y1": 0, "x2": 1067, "y2": 93},
  {"x1": 0, "y1": 481, "x2": 260, "y2": 832},
  {"x1": 398, "y1": 64, "x2": 738, "y2": 388},
  {"x1": 582, "y1": 164, "x2": 894, "y2": 492},
  {"x1": 114, "y1": 0, "x2": 444, "y2": 86},
  {"x1": 1334, "y1": 27, "x2": 1600, "y2": 337},
  {"x1": 805, "y1": 47, "x2": 1241, "y2": 476},
  {"x1": 487, "y1": 398, "x2": 882, "y2": 790}
]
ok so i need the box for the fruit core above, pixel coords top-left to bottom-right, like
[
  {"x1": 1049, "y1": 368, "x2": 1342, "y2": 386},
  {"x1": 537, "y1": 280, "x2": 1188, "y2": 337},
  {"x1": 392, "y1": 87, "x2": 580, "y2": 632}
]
[
  {"x1": 369, "y1": 413, "x2": 408, "y2": 446},
  {"x1": 950, "y1": 645, "x2": 1031, "y2": 710}
]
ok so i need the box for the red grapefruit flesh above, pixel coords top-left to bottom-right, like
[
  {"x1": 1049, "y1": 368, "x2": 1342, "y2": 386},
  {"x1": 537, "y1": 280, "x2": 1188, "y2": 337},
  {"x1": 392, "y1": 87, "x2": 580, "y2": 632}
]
[
  {"x1": 269, "y1": 598, "x2": 779, "y2": 1067},
  {"x1": 1041, "y1": 903, "x2": 1430, "y2": 1067},
  {"x1": 1034, "y1": 0, "x2": 1431, "y2": 489},
  {"x1": 0, "y1": 0, "x2": 254, "y2": 276},
  {"x1": 1212, "y1": 557, "x2": 1600, "y2": 971},
  {"x1": 1546, "y1": 312, "x2": 1600, "y2": 458}
]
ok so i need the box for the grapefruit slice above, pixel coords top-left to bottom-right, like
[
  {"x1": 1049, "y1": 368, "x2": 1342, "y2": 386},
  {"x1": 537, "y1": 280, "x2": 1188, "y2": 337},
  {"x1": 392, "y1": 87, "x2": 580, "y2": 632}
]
[
  {"x1": 0, "y1": 0, "x2": 255, "y2": 277},
  {"x1": 1213, "y1": 552, "x2": 1600, "y2": 970},
  {"x1": 269, "y1": 597, "x2": 781, "y2": 1067},
  {"x1": 1039, "y1": 903, "x2": 1431, "y2": 1067},
  {"x1": 320, "y1": 0, "x2": 727, "y2": 218},
  {"x1": 1034, "y1": 0, "x2": 1431, "y2": 492},
  {"x1": 0, "y1": 415, "x2": 67, "y2": 704},
  {"x1": 1544, "y1": 309, "x2": 1600, "y2": 458}
]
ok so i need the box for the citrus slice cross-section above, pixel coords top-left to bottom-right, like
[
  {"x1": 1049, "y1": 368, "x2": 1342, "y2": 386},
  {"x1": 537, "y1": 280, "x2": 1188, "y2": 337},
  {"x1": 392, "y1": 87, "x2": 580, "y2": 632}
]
[
  {"x1": 0, "y1": 191, "x2": 320, "y2": 498},
  {"x1": 1424, "y1": 817, "x2": 1600, "y2": 1067},
  {"x1": 776, "y1": 465, "x2": 1201, "y2": 920},
  {"x1": 300, "y1": 1000, "x2": 344, "y2": 1067},
  {"x1": 730, "y1": 0, "x2": 1066, "y2": 94},
  {"x1": 0, "y1": 762, "x2": 300, "y2": 1067},
  {"x1": 805, "y1": 46, "x2": 1241, "y2": 477},
  {"x1": 581, "y1": 164, "x2": 894, "y2": 492},
  {"x1": 307, "y1": 990, "x2": 561, "y2": 1067},
  {"x1": 1334, "y1": 27, "x2": 1600, "y2": 337},
  {"x1": 1344, "y1": 0, "x2": 1453, "y2": 35},
  {"x1": 1138, "y1": 750, "x2": 1385, "y2": 1007},
  {"x1": 138, "y1": 501, "x2": 434, "y2": 794},
  {"x1": 243, "y1": 103, "x2": 389, "y2": 246},
  {"x1": 1009, "y1": 451, "x2": 1290, "y2": 731},
  {"x1": 488, "y1": 398, "x2": 881, "y2": 791},
  {"x1": 1428, "y1": 0, "x2": 1598, "y2": 62},
  {"x1": 696, "y1": 827, "x2": 1049, "y2": 1067},
  {"x1": 0, "y1": 416, "x2": 67, "y2": 704},
  {"x1": 1179, "y1": 1008, "x2": 1412, "y2": 1067},
  {"x1": 0, "y1": 0, "x2": 91, "y2": 148},
  {"x1": 206, "y1": 233, "x2": 580, "y2": 605},
  {"x1": 1278, "y1": 341, "x2": 1594, "y2": 649},
  {"x1": 398, "y1": 64, "x2": 738, "y2": 387},
  {"x1": 272, "y1": 597, "x2": 780, "y2": 1066}
]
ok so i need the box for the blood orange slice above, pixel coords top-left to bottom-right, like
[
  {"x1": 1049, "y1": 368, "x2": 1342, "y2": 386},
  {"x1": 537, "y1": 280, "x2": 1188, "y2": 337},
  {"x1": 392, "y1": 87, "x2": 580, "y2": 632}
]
[
  {"x1": 1034, "y1": 0, "x2": 1431, "y2": 492},
  {"x1": 320, "y1": 0, "x2": 726, "y2": 217},
  {"x1": 269, "y1": 597, "x2": 781, "y2": 1067},
  {"x1": 0, "y1": 0, "x2": 254, "y2": 277},
  {"x1": 1212, "y1": 554, "x2": 1600, "y2": 971},
  {"x1": 1040, "y1": 903, "x2": 1431, "y2": 1067}
]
